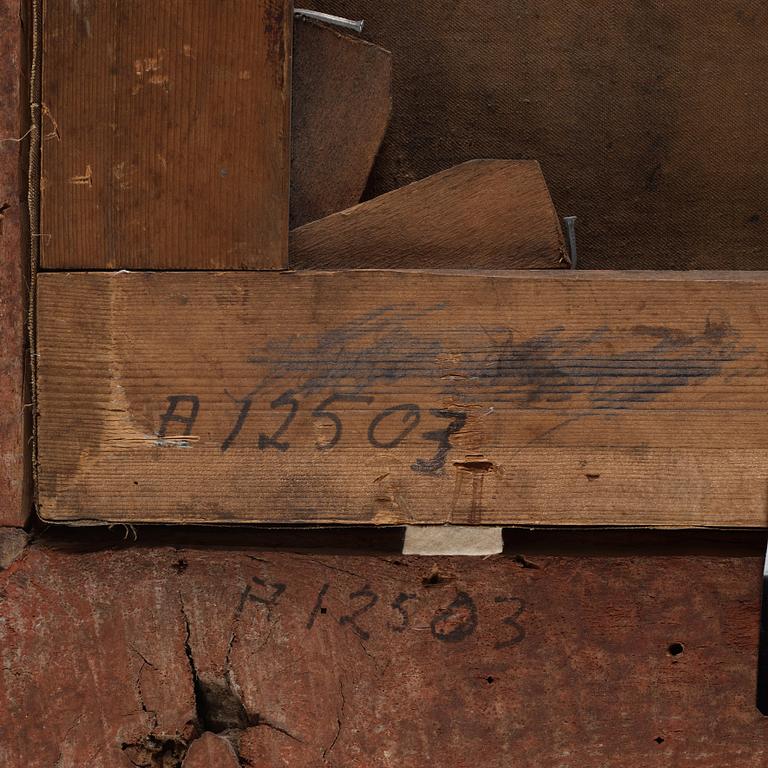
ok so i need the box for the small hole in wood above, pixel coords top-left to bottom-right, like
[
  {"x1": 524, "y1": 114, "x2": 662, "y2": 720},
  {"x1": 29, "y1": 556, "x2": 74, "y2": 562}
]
[
  {"x1": 668, "y1": 642, "x2": 684, "y2": 656},
  {"x1": 422, "y1": 570, "x2": 450, "y2": 587},
  {"x1": 486, "y1": 676, "x2": 495, "y2": 684},
  {"x1": 655, "y1": 737, "x2": 665, "y2": 744}
]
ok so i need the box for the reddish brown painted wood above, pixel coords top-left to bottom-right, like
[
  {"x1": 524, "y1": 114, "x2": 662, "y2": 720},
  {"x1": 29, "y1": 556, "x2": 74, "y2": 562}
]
[
  {"x1": 0, "y1": 528, "x2": 27, "y2": 569},
  {"x1": 290, "y1": 160, "x2": 568, "y2": 269},
  {"x1": 0, "y1": 0, "x2": 28, "y2": 527},
  {"x1": 36, "y1": 270, "x2": 768, "y2": 526},
  {"x1": 290, "y1": 17, "x2": 391, "y2": 229},
  {"x1": 0, "y1": 536, "x2": 766, "y2": 766},
  {"x1": 182, "y1": 733, "x2": 240, "y2": 768},
  {"x1": 39, "y1": 0, "x2": 292, "y2": 269}
]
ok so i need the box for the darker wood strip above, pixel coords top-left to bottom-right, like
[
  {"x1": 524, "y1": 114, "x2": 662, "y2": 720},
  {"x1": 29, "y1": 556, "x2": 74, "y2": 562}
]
[
  {"x1": 290, "y1": 17, "x2": 391, "y2": 230},
  {"x1": 1, "y1": 541, "x2": 767, "y2": 766},
  {"x1": 40, "y1": 0, "x2": 292, "y2": 270},
  {"x1": 0, "y1": 0, "x2": 29, "y2": 527}
]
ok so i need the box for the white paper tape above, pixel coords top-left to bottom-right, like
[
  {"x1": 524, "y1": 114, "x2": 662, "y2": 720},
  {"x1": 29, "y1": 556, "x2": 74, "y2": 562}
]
[{"x1": 402, "y1": 526, "x2": 503, "y2": 556}]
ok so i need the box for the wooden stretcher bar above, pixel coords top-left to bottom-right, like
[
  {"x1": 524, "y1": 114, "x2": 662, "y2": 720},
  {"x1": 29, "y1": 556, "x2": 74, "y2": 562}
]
[{"x1": 36, "y1": 269, "x2": 768, "y2": 526}]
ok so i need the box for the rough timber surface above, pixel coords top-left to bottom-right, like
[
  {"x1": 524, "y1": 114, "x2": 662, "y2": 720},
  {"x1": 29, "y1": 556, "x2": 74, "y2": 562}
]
[
  {"x1": 0, "y1": 532, "x2": 767, "y2": 767},
  {"x1": 0, "y1": 0, "x2": 28, "y2": 526},
  {"x1": 36, "y1": 270, "x2": 768, "y2": 526},
  {"x1": 40, "y1": 0, "x2": 292, "y2": 270},
  {"x1": 290, "y1": 160, "x2": 568, "y2": 269}
]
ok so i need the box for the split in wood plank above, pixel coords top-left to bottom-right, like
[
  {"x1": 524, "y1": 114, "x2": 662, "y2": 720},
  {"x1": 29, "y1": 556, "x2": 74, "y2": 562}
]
[
  {"x1": 39, "y1": 0, "x2": 292, "y2": 270},
  {"x1": 36, "y1": 269, "x2": 768, "y2": 527},
  {"x1": 290, "y1": 160, "x2": 568, "y2": 269}
]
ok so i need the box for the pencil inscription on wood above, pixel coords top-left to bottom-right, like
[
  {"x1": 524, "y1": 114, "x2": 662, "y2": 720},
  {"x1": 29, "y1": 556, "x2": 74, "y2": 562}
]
[{"x1": 36, "y1": 271, "x2": 768, "y2": 526}]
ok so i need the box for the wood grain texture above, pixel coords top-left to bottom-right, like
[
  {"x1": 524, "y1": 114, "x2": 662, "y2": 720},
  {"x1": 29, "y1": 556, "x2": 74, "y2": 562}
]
[
  {"x1": 40, "y1": 0, "x2": 291, "y2": 270},
  {"x1": 290, "y1": 17, "x2": 391, "y2": 229},
  {"x1": 290, "y1": 160, "x2": 568, "y2": 269},
  {"x1": 1, "y1": 534, "x2": 768, "y2": 767},
  {"x1": 0, "y1": 0, "x2": 28, "y2": 527},
  {"x1": 300, "y1": 0, "x2": 768, "y2": 269},
  {"x1": 36, "y1": 270, "x2": 768, "y2": 526}
]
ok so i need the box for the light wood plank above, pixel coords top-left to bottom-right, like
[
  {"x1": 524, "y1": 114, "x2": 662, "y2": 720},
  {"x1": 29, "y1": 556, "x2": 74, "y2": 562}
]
[
  {"x1": 36, "y1": 270, "x2": 768, "y2": 526},
  {"x1": 40, "y1": 0, "x2": 291, "y2": 269},
  {"x1": 290, "y1": 160, "x2": 568, "y2": 269}
]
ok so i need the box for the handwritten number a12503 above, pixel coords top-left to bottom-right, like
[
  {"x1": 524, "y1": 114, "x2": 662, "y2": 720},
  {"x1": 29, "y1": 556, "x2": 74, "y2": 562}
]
[
  {"x1": 430, "y1": 591, "x2": 478, "y2": 643},
  {"x1": 313, "y1": 393, "x2": 374, "y2": 451},
  {"x1": 338, "y1": 585, "x2": 379, "y2": 641},
  {"x1": 237, "y1": 576, "x2": 287, "y2": 615},
  {"x1": 258, "y1": 390, "x2": 299, "y2": 452},
  {"x1": 367, "y1": 404, "x2": 421, "y2": 449},
  {"x1": 388, "y1": 592, "x2": 417, "y2": 633},
  {"x1": 494, "y1": 596, "x2": 526, "y2": 649},
  {"x1": 412, "y1": 409, "x2": 467, "y2": 474}
]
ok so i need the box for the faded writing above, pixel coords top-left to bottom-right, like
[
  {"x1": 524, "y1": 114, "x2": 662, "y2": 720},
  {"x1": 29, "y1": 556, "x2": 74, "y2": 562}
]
[
  {"x1": 238, "y1": 575, "x2": 527, "y2": 647},
  {"x1": 157, "y1": 308, "x2": 752, "y2": 462}
]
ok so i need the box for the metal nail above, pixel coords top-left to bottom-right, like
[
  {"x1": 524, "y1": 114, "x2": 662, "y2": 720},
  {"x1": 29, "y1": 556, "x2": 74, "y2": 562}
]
[
  {"x1": 563, "y1": 216, "x2": 578, "y2": 270},
  {"x1": 294, "y1": 9, "x2": 364, "y2": 33}
]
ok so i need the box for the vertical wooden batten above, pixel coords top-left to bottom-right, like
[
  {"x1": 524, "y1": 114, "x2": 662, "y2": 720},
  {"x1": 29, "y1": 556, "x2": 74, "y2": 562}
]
[
  {"x1": 39, "y1": 0, "x2": 292, "y2": 270},
  {"x1": 0, "y1": 0, "x2": 29, "y2": 526}
]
